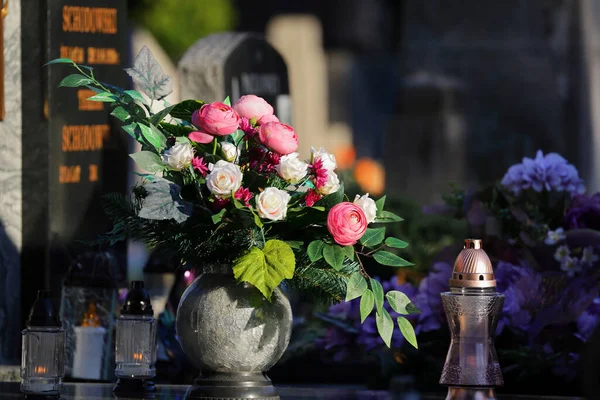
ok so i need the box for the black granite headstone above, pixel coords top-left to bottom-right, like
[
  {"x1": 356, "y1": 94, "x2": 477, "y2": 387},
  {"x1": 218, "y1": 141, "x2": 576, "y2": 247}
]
[
  {"x1": 20, "y1": 0, "x2": 128, "y2": 328},
  {"x1": 178, "y1": 33, "x2": 291, "y2": 124}
]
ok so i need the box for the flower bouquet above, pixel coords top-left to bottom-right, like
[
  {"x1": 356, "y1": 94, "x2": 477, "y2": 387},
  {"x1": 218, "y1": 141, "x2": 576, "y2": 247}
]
[{"x1": 49, "y1": 46, "x2": 421, "y2": 357}]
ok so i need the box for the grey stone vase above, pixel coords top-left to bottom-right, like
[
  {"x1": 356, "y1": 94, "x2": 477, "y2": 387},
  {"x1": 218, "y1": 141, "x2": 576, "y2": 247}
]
[{"x1": 176, "y1": 266, "x2": 292, "y2": 400}]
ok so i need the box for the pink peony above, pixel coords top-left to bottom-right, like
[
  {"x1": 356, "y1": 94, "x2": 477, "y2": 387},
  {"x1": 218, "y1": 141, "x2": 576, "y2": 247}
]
[
  {"x1": 232, "y1": 95, "x2": 274, "y2": 120},
  {"x1": 258, "y1": 114, "x2": 280, "y2": 125},
  {"x1": 327, "y1": 202, "x2": 368, "y2": 246},
  {"x1": 192, "y1": 102, "x2": 240, "y2": 136},
  {"x1": 258, "y1": 122, "x2": 299, "y2": 155}
]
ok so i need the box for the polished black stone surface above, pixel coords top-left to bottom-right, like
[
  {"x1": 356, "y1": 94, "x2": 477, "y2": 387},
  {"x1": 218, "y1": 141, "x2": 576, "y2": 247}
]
[{"x1": 0, "y1": 382, "x2": 584, "y2": 400}]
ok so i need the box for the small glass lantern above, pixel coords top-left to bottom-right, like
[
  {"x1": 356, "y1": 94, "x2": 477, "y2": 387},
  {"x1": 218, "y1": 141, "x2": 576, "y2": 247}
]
[
  {"x1": 113, "y1": 281, "x2": 157, "y2": 395},
  {"x1": 21, "y1": 290, "x2": 65, "y2": 397}
]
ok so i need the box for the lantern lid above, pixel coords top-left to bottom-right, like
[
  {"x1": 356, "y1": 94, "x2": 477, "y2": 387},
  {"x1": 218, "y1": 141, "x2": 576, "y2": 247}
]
[
  {"x1": 121, "y1": 281, "x2": 153, "y2": 316},
  {"x1": 449, "y1": 239, "x2": 496, "y2": 289},
  {"x1": 27, "y1": 290, "x2": 61, "y2": 327}
]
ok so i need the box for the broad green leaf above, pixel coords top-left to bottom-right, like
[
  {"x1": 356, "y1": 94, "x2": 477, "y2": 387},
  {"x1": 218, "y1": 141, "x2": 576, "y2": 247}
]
[
  {"x1": 232, "y1": 240, "x2": 296, "y2": 300},
  {"x1": 111, "y1": 106, "x2": 130, "y2": 122},
  {"x1": 129, "y1": 151, "x2": 164, "y2": 173},
  {"x1": 373, "y1": 251, "x2": 414, "y2": 267},
  {"x1": 385, "y1": 237, "x2": 409, "y2": 249},
  {"x1": 150, "y1": 105, "x2": 176, "y2": 125},
  {"x1": 88, "y1": 91, "x2": 117, "y2": 102},
  {"x1": 342, "y1": 245, "x2": 354, "y2": 261},
  {"x1": 211, "y1": 208, "x2": 226, "y2": 224},
  {"x1": 375, "y1": 210, "x2": 404, "y2": 223},
  {"x1": 223, "y1": 96, "x2": 231, "y2": 106},
  {"x1": 375, "y1": 195, "x2": 386, "y2": 214},
  {"x1": 252, "y1": 210, "x2": 264, "y2": 228},
  {"x1": 122, "y1": 123, "x2": 138, "y2": 139},
  {"x1": 314, "y1": 183, "x2": 344, "y2": 210},
  {"x1": 376, "y1": 309, "x2": 394, "y2": 348},
  {"x1": 398, "y1": 316, "x2": 418, "y2": 349},
  {"x1": 370, "y1": 278, "x2": 384, "y2": 313},
  {"x1": 345, "y1": 272, "x2": 368, "y2": 301},
  {"x1": 406, "y1": 303, "x2": 422, "y2": 315},
  {"x1": 137, "y1": 178, "x2": 192, "y2": 223},
  {"x1": 307, "y1": 240, "x2": 326, "y2": 262},
  {"x1": 323, "y1": 244, "x2": 345, "y2": 271},
  {"x1": 45, "y1": 58, "x2": 75, "y2": 65},
  {"x1": 125, "y1": 89, "x2": 149, "y2": 105},
  {"x1": 159, "y1": 123, "x2": 194, "y2": 137},
  {"x1": 125, "y1": 46, "x2": 173, "y2": 100},
  {"x1": 285, "y1": 241, "x2": 303, "y2": 250},
  {"x1": 360, "y1": 289, "x2": 374, "y2": 323},
  {"x1": 228, "y1": 129, "x2": 245, "y2": 145},
  {"x1": 139, "y1": 124, "x2": 167, "y2": 151},
  {"x1": 360, "y1": 227, "x2": 386, "y2": 247},
  {"x1": 386, "y1": 291, "x2": 412, "y2": 314},
  {"x1": 170, "y1": 99, "x2": 205, "y2": 122},
  {"x1": 59, "y1": 74, "x2": 93, "y2": 88}
]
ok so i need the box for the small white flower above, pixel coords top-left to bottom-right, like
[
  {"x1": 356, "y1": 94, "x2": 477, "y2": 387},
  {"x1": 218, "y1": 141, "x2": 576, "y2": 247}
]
[
  {"x1": 220, "y1": 142, "x2": 240, "y2": 163},
  {"x1": 554, "y1": 245, "x2": 570, "y2": 262},
  {"x1": 277, "y1": 152, "x2": 308, "y2": 183},
  {"x1": 311, "y1": 147, "x2": 337, "y2": 171},
  {"x1": 544, "y1": 228, "x2": 566, "y2": 245},
  {"x1": 206, "y1": 160, "x2": 243, "y2": 198},
  {"x1": 353, "y1": 193, "x2": 377, "y2": 224},
  {"x1": 560, "y1": 256, "x2": 581, "y2": 277},
  {"x1": 256, "y1": 187, "x2": 291, "y2": 221},
  {"x1": 581, "y1": 246, "x2": 599, "y2": 266},
  {"x1": 161, "y1": 143, "x2": 194, "y2": 170},
  {"x1": 318, "y1": 170, "x2": 341, "y2": 195}
]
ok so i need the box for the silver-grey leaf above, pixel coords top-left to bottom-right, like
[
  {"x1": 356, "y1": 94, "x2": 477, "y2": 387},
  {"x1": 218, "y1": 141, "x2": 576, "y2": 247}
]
[
  {"x1": 137, "y1": 177, "x2": 192, "y2": 223},
  {"x1": 125, "y1": 46, "x2": 173, "y2": 101}
]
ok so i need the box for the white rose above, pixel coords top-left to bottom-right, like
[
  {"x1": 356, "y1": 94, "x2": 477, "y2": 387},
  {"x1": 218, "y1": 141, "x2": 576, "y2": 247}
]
[
  {"x1": 161, "y1": 143, "x2": 194, "y2": 170},
  {"x1": 353, "y1": 193, "x2": 377, "y2": 224},
  {"x1": 277, "y1": 152, "x2": 308, "y2": 183},
  {"x1": 206, "y1": 160, "x2": 243, "y2": 198},
  {"x1": 318, "y1": 170, "x2": 341, "y2": 195},
  {"x1": 220, "y1": 142, "x2": 239, "y2": 162},
  {"x1": 311, "y1": 147, "x2": 337, "y2": 171},
  {"x1": 256, "y1": 187, "x2": 291, "y2": 221}
]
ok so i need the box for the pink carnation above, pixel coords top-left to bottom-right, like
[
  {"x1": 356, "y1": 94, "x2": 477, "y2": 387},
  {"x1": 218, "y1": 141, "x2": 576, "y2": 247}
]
[
  {"x1": 192, "y1": 157, "x2": 209, "y2": 176},
  {"x1": 305, "y1": 189, "x2": 322, "y2": 207},
  {"x1": 312, "y1": 158, "x2": 329, "y2": 189},
  {"x1": 234, "y1": 187, "x2": 253, "y2": 207}
]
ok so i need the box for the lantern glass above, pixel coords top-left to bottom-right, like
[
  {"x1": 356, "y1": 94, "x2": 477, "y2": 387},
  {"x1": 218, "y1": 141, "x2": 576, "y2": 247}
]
[
  {"x1": 20, "y1": 326, "x2": 65, "y2": 395},
  {"x1": 115, "y1": 315, "x2": 157, "y2": 378}
]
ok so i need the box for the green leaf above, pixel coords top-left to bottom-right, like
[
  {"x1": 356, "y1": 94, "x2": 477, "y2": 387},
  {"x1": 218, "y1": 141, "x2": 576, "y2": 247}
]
[
  {"x1": 376, "y1": 309, "x2": 394, "y2": 348},
  {"x1": 124, "y1": 89, "x2": 148, "y2": 105},
  {"x1": 314, "y1": 183, "x2": 344, "y2": 210},
  {"x1": 323, "y1": 244, "x2": 345, "y2": 271},
  {"x1": 406, "y1": 303, "x2": 422, "y2": 315},
  {"x1": 285, "y1": 241, "x2": 303, "y2": 250},
  {"x1": 170, "y1": 99, "x2": 205, "y2": 122},
  {"x1": 360, "y1": 227, "x2": 386, "y2": 247},
  {"x1": 88, "y1": 91, "x2": 117, "y2": 102},
  {"x1": 252, "y1": 210, "x2": 263, "y2": 228},
  {"x1": 345, "y1": 272, "x2": 367, "y2": 301},
  {"x1": 342, "y1": 245, "x2": 354, "y2": 261},
  {"x1": 223, "y1": 96, "x2": 231, "y2": 106},
  {"x1": 232, "y1": 240, "x2": 296, "y2": 299},
  {"x1": 228, "y1": 129, "x2": 245, "y2": 145},
  {"x1": 398, "y1": 316, "x2": 418, "y2": 349},
  {"x1": 111, "y1": 106, "x2": 130, "y2": 122},
  {"x1": 159, "y1": 123, "x2": 194, "y2": 137},
  {"x1": 125, "y1": 46, "x2": 173, "y2": 100},
  {"x1": 385, "y1": 237, "x2": 409, "y2": 249},
  {"x1": 386, "y1": 291, "x2": 412, "y2": 314},
  {"x1": 45, "y1": 58, "x2": 75, "y2": 65},
  {"x1": 375, "y1": 210, "x2": 404, "y2": 223},
  {"x1": 137, "y1": 178, "x2": 193, "y2": 223},
  {"x1": 307, "y1": 240, "x2": 326, "y2": 262},
  {"x1": 360, "y1": 289, "x2": 374, "y2": 323},
  {"x1": 59, "y1": 74, "x2": 93, "y2": 88},
  {"x1": 373, "y1": 251, "x2": 414, "y2": 267},
  {"x1": 122, "y1": 123, "x2": 139, "y2": 140},
  {"x1": 139, "y1": 124, "x2": 167, "y2": 151},
  {"x1": 149, "y1": 105, "x2": 176, "y2": 125},
  {"x1": 129, "y1": 151, "x2": 164, "y2": 173},
  {"x1": 375, "y1": 195, "x2": 386, "y2": 214},
  {"x1": 211, "y1": 208, "x2": 226, "y2": 224},
  {"x1": 370, "y1": 279, "x2": 384, "y2": 313}
]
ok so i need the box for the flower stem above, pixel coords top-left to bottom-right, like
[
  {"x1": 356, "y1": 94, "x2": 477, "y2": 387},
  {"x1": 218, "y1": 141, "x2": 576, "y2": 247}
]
[{"x1": 212, "y1": 138, "x2": 218, "y2": 155}]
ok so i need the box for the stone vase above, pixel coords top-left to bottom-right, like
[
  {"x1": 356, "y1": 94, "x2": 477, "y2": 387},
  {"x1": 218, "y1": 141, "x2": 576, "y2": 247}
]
[{"x1": 176, "y1": 266, "x2": 292, "y2": 400}]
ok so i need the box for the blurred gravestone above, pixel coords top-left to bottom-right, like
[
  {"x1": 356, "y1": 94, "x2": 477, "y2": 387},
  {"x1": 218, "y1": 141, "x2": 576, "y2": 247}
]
[{"x1": 178, "y1": 33, "x2": 291, "y2": 125}]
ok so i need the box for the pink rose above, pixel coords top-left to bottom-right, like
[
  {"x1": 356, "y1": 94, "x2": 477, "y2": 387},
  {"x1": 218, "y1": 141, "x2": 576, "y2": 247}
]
[
  {"x1": 258, "y1": 122, "x2": 299, "y2": 155},
  {"x1": 192, "y1": 102, "x2": 240, "y2": 136},
  {"x1": 258, "y1": 114, "x2": 280, "y2": 125},
  {"x1": 327, "y1": 202, "x2": 368, "y2": 246},
  {"x1": 232, "y1": 95, "x2": 274, "y2": 120}
]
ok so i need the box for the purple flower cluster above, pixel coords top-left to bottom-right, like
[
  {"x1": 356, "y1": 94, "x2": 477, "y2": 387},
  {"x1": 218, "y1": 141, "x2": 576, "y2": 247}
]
[{"x1": 501, "y1": 150, "x2": 584, "y2": 196}]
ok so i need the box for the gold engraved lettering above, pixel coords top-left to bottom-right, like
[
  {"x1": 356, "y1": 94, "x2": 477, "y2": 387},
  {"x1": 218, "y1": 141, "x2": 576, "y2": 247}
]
[
  {"x1": 77, "y1": 89, "x2": 103, "y2": 111},
  {"x1": 60, "y1": 45, "x2": 84, "y2": 63},
  {"x1": 62, "y1": 6, "x2": 117, "y2": 34},
  {"x1": 59, "y1": 165, "x2": 81, "y2": 184},
  {"x1": 62, "y1": 124, "x2": 110, "y2": 152},
  {"x1": 88, "y1": 164, "x2": 98, "y2": 182},
  {"x1": 87, "y1": 47, "x2": 120, "y2": 65}
]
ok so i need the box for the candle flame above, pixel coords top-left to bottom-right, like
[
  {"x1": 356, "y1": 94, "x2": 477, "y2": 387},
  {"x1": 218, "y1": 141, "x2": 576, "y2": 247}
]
[
  {"x1": 133, "y1": 352, "x2": 143, "y2": 361},
  {"x1": 81, "y1": 302, "x2": 101, "y2": 327},
  {"x1": 34, "y1": 366, "x2": 47, "y2": 374}
]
